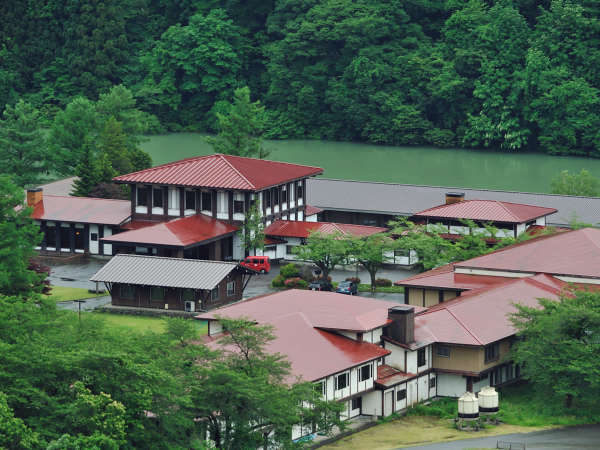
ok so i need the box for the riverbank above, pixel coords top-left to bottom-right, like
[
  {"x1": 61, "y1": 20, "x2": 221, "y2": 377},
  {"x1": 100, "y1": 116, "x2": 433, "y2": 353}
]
[{"x1": 141, "y1": 133, "x2": 600, "y2": 193}]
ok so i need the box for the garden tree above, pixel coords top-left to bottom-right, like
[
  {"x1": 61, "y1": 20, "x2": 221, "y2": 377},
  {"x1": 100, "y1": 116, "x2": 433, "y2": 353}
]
[
  {"x1": 550, "y1": 169, "x2": 600, "y2": 197},
  {"x1": 164, "y1": 317, "x2": 198, "y2": 347},
  {"x1": 72, "y1": 142, "x2": 101, "y2": 197},
  {"x1": 510, "y1": 289, "x2": 600, "y2": 409},
  {"x1": 0, "y1": 100, "x2": 48, "y2": 187},
  {"x1": 0, "y1": 176, "x2": 44, "y2": 297},
  {"x1": 0, "y1": 392, "x2": 40, "y2": 449},
  {"x1": 239, "y1": 204, "x2": 265, "y2": 256},
  {"x1": 191, "y1": 318, "x2": 344, "y2": 448},
  {"x1": 347, "y1": 234, "x2": 395, "y2": 291},
  {"x1": 293, "y1": 231, "x2": 350, "y2": 280},
  {"x1": 206, "y1": 86, "x2": 270, "y2": 158},
  {"x1": 140, "y1": 9, "x2": 243, "y2": 128}
]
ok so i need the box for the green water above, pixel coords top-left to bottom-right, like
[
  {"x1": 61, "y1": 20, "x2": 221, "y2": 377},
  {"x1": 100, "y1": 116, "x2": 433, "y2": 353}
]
[{"x1": 140, "y1": 133, "x2": 600, "y2": 193}]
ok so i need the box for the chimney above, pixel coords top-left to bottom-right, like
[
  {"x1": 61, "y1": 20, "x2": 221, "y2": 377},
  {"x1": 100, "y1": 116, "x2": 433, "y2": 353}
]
[
  {"x1": 26, "y1": 188, "x2": 43, "y2": 207},
  {"x1": 384, "y1": 306, "x2": 415, "y2": 345},
  {"x1": 445, "y1": 192, "x2": 465, "y2": 205}
]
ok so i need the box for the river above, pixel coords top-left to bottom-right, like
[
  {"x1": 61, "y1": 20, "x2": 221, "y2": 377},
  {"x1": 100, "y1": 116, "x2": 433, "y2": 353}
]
[{"x1": 140, "y1": 133, "x2": 600, "y2": 193}]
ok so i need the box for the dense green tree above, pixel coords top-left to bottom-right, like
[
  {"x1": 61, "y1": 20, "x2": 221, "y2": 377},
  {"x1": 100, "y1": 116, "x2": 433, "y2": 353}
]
[
  {"x1": 550, "y1": 169, "x2": 600, "y2": 197},
  {"x1": 207, "y1": 86, "x2": 269, "y2": 158},
  {"x1": 510, "y1": 289, "x2": 600, "y2": 409},
  {"x1": 239, "y1": 203, "x2": 266, "y2": 256},
  {"x1": 293, "y1": 231, "x2": 350, "y2": 280},
  {"x1": 348, "y1": 234, "x2": 394, "y2": 291},
  {"x1": 0, "y1": 392, "x2": 40, "y2": 449},
  {"x1": 0, "y1": 177, "x2": 44, "y2": 298},
  {"x1": 71, "y1": 143, "x2": 100, "y2": 197},
  {"x1": 0, "y1": 100, "x2": 48, "y2": 187}
]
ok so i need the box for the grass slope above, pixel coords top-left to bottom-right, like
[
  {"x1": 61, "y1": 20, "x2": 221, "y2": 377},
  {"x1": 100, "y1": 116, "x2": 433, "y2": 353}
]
[
  {"x1": 47, "y1": 285, "x2": 106, "y2": 302},
  {"x1": 94, "y1": 313, "x2": 208, "y2": 335}
]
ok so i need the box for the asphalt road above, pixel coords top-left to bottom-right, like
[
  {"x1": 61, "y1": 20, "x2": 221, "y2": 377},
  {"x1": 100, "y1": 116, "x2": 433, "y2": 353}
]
[{"x1": 401, "y1": 424, "x2": 600, "y2": 450}]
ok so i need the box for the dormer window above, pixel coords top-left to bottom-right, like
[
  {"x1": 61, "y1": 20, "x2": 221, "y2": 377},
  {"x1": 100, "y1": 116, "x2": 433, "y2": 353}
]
[
  {"x1": 137, "y1": 186, "x2": 149, "y2": 206},
  {"x1": 185, "y1": 190, "x2": 196, "y2": 210},
  {"x1": 359, "y1": 364, "x2": 372, "y2": 382}
]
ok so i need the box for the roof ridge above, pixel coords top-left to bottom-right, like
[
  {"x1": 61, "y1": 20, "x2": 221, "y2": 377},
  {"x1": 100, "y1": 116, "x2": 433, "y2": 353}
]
[
  {"x1": 219, "y1": 154, "x2": 255, "y2": 190},
  {"x1": 223, "y1": 153, "x2": 323, "y2": 171},
  {"x1": 114, "y1": 154, "x2": 211, "y2": 179},
  {"x1": 446, "y1": 308, "x2": 484, "y2": 346},
  {"x1": 495, "y1": 200, "x2": 521, "y2": 222},
  {"x1": 43, "y1": 194, "x2": 129, "y2": 203},
  {"x1": 112, "y1": 253, "x2": 238, "y2": 265}
]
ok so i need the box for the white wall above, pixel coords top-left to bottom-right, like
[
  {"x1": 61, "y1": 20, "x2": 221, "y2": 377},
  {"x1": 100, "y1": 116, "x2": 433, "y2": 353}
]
[
  {"x1": 103, "y1": 226, "x2": 113, "y2": 255},
  {"x1": 89, "y1": 224, "x2": 99, "y2": 254},
  {"x1": 536, "y1": 216, "x2": 546, "y2": 226},
  {"x1": 305, "y1": 213, "x2": 318, "y2": 222},
  {"x1": 233, "y1": 233, "x2": 243, "y2": 260},
  {"x1": 167, "y1": 187, "x2": 179, "y2": 216},
  {"x1": 217, "y1": 191, "x2": 228, "y2": 220},
  {"x1": 437, "y1": 373, "x2": 466, "y2": 397}
]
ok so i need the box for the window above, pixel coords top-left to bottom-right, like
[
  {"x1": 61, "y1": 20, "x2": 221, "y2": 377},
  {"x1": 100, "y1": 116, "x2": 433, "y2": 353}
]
[
  {"x1": 60, "y1": 226, "x2": 70, "y2": 249},
  {"x1": 227, "y1": 281, "x2": 235, "y2": 297},
  {"x1": 211, "y1": 286, "x2": 219, "y2": 301},
  {"x1": 484, "y1": 343, "x2": 500, "y2": 363},
  {"x1": 397, "y1": 389, "x2": 406, "y2": 401},
  {"x1": 181, "y1": 289, "x2": 195, "y2": 302},
  {"x1": 150, "y1": 287, "x2": 164, "y2": 301},
  {"x1": 120, "y1": 284, "x2": 135, "y2": 299},
  {"x1": 90, "y1": 233, "x2": 98, "y2": 241},
  {"x1": 152, "y1": 187, "x2": 163, "y2": 208},
  {"x1": 437, "y1": 345, "x2": 450, "y2": 358},
  {"x1": 417, "y1": 348, "x2": 426, "y2": 367},
  {"x1": 297, "y1": 183, "x2": 303, "y2": 200},
  {"x1": 429, "y1": 377, "x2": 436, "y2": 389},
  {"x1": 359, "y1": 364, "x2": 371, "y2": 382},
  {"x1": 233, "y1": 200, "x2": 244, "y2": 214},
  {"x1": 264, "y1": 190, "x2": 271, "y2": 208},
  {"x1": 273, "y1": 188, "x2": 279, "y2": 206},
  {"x1": 201, "y1": 191, "x2": 212, "y2": 211},
  {"x1": 168, "y1": 187, "x2": 179, "y2": 211},
  {"x1": 314, "y1": 381, "x2": 325, "y2": 396},
  {"x1": 351, "y1": 397, "x2": 362, "y2": 411},
  {"x1": 46, "y1": 224, "x2": 56, "y2": 247},
  {"x1": 185, "y1": 190, "x2": 196, "y2": 210},
  {"x1": 137, "y1": 186, "x2": 149, "y2": 206},
  {"x1": 74, "y1": 229, "x2": 84, "y2": 250},
  {"x1": 286, "y1": 245, "x2": 295, "y2": 255},
  {"x1": 281, "y1": 187, "x2": 288, "y2": 204},
  {"x1": 335, "y1": 372, "x2": 349, "y2": 391}
]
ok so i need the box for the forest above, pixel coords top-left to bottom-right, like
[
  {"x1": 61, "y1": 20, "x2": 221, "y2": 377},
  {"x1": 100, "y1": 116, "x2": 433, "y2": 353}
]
[{"x1": 1, "y1": 0, "x2": 599, "y2": 157}]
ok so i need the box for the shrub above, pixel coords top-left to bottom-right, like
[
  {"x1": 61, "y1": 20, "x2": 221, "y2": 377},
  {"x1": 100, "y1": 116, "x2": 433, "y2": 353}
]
[
  {"x1": 280, "y1": 263, "x2": 299, "y2": 279},
  {"x1": 271, "y1": 274, "x2": 285, "y2": 288},
  {"x1": 283, "y1": 277, "x2": 308, "y2": 289},
  {"x1": 375, "y1": 278, "x2": 392, "y2": 287},
  {"x1": 345, "y1": 277, "x2": 361, "y2": 284}
]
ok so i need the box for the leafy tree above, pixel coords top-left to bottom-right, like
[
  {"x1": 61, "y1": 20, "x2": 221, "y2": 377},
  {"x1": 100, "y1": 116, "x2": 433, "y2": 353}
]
[
  {"x1": 192, "y1": 317, "x2": 343, "y2": 448},
  {"x1": 71, "y1": 142, "x2": 100, "y2": 197},
  {"x1": 164, "y1": 317, "x2": 198, "y2": 346},
  {"x1": 550, "y1": 169, "x2": 600, "y2": 197},
  {"x1": 0, "y1": 176, "x2": 44, "y2": 297},
  {"x1": 0, "y1": 392, "x2": 40, "y2": 449},
  {"x1": 293, "y1": 231, "x2": 350, "y2": 280},
  {"x1": 348, "y1": 234, "x2": 394, "y2": 291},
  {"x1": 239, "y1": 203, "x2": 265, "y2": 256},
  {"x1": 207, "y1": 86, "x2": 269, "y2": 158},
  {"x1": 510, "y1": 289, "x2": 600, "y2": 409},
  {"x1": 0, "y1": 100, "x2": 48, "y2": 187}
]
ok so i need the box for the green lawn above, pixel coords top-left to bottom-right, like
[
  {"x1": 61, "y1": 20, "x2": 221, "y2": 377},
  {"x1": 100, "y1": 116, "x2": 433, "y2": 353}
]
[
  {"x1": 47, "y1": 285, "x2": 106, "y2": 302},
  {"x1": 93, "y1": 313, "x2": 208, "y2": 335}
]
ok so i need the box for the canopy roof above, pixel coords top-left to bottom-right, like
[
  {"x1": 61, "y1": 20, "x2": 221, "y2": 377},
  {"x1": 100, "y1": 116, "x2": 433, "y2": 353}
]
[{"x1": 31, "y1": 195, "x2": 131, "y2": 226}]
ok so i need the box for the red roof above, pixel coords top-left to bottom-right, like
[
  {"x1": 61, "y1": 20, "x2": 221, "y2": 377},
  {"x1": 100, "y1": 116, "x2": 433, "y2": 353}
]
[
  {"x1": 198, "y1": 290, "x2": 403, "y2": 381},
  {"x1": 396, "y1": 263, "x2": 512, "y2": 291},
  {"x1": 414, "y1": 275, "x2": 564, "y2": 346},
  {"x1": 456, "y1": 228, "x2": 600, "y2": 279},
  {"x1": 304, "y1": 205, "x2": 323, "y2": 216},
  {"x1": 31, "y1": 195, "x2": 131, "y2": 225},
  {"x1": 376, "y1": 364, "x2": 415, "y2": 387},
  {"x1": 413, "y1": 200, "x2": 557, "y2": 223},
  {"x1": 101, "y1": 214, "x2": 238, "y2": 247},
  {"x1": 264, "y1": 220, "x2": 387, "y2": 239},
  {"x1": 120, "y1": 220, "x2": 158, "y2": 230},
  {"x1": 113, "y1": 153, "x2": 323, "y2": 191}
]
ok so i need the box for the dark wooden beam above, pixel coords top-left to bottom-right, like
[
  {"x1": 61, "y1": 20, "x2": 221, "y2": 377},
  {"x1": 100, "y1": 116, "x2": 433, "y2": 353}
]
[
  {"x1": 179, "y1": 187, "x2": 185, "y2": 217},
  {"x1": 228, "y1": 191, "x2": 233, "y2": 222},
  {"x1": 211, "y1": 190, "x2": 217, "y2": 218}
]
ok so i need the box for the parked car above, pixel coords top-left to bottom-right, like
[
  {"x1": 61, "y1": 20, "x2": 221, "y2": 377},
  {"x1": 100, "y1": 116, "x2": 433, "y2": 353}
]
[
  {"x1": 336, "y1": 281, "x2": 358, "y2": 295},
  {"x1": 240, "y1": 255, "x2": 271, "y2": 273},
  {"x1": 308, "y1": 280, "x2": 333, "y2": 291}
]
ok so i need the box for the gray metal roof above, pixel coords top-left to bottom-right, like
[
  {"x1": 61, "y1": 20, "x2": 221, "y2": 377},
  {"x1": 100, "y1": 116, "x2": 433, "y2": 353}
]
[
  {"x1": 307, "y1": 178, "x2": 600, "y2": 227},
  {"x1": 90, "y1": 254, "x2": 238, "y2": 290}
]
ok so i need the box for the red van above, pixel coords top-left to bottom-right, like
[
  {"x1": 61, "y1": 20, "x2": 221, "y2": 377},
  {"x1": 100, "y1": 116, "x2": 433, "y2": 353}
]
[{"x1": 240, "y1": 255, "x2": 271, "y2": 274}]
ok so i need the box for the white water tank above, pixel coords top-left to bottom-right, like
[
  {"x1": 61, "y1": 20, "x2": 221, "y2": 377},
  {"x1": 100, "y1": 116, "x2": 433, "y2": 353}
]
[
  {"x1": 478, "y1": 386, "x2": 499, "y2": 414},
  {"x1": 458, "y1": 392, "x2": 479, "y2": 419}
]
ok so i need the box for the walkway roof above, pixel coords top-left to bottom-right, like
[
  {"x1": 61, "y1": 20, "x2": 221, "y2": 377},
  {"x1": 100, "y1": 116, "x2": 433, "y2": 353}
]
[{"x1": 31, "y1": 195, "x2": 131, "y2": 226}]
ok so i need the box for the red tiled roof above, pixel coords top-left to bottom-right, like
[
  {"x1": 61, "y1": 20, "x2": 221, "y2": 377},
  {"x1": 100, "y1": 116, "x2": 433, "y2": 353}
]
[
  {"x1": 413, "y1": 200, "x2": 557, "y2": 223},
  {"x1": 304, "y1": 205, "x2": 323, "y2": 216},
  {"x1": 264, "y1": 236, "x2": 287, "y2": 245},
  {"x1": 414, "y1": 275, "x2": 564, "y2": 346},
  {"x1": 376, "y1": 364, "x2": 415, "y2": 387},
  {"x1": 101, "y1": 214, "x2": 238, "y2": 247},
  {"x1": 113, "y1": 153, "x2": 323, "y2": 191},
  {"x1": 264, "y1": 220, "x2": 387, "y2": 239},
  {"x1": 31, "y1": 195, "x2": 131, "y2": 225},
  {"x1": 396, "y1": 263, "x2": 512, "y2": 291},
  {"x1": 120, "y1": 220, "x2": 158, "y2": 230},
  {"x1": 456, "y1": 228, "x2": 600, "y2": 279}
]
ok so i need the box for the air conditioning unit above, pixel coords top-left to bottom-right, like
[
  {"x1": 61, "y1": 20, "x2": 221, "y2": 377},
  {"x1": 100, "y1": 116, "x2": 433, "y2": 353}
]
[{"x1": 184, "y1": 301, "x2": 195, "y2": 312}]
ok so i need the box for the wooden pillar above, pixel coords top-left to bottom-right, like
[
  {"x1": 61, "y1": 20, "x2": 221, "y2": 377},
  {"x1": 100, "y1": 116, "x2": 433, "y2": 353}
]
[
  {"x1": 302, "y1": 179, "x2": 306, "y2": 205},
  {"x1": 244, "y1": 192, "x2": 250, "y2": 214},
  {"x1": 179, "y1": 187, "x2": 185, "y2": 217},
  {"x1": 99, "y1": 225, "x2": 104, "y2": 256},
  {"x1": 162, "y1": 187, "x2": 168, "y2": 219},
  {"x1": 228, "y1": 192, "x2": 234, "y2": 222},
  {"x1": 84, "y1": 224, "x2": 90, "y2": 253},
  {"x1": 208, "y1": 242, "x2": 216, "y2": 260},
  {"x1": 214, "y1": 239, "x2": 222, "y2": 261},
  {"x1": 55, "y1": 222, "x2": 61, "y2": 253},
  {"x1": 130, "y1": 185, "x2": 136, "y2": 217},
  {"x1": 211, "y1": 190, "x2": 218, "y2": 218},
  {"x1": 40, "y1": 221, "x2": 47, "y2": 250},
  {"x1": 262, "y1": 190, "x2": 267, "y2": 218},
  {"x1": 195, "y1": 190, "x2": 201, "y2": 215},
  {"x1": 146, "y1": 185, "x2": 152, "y2": 211},
  {"x1": 69, "y1": 223, "x2": 76, "y2": 253}
]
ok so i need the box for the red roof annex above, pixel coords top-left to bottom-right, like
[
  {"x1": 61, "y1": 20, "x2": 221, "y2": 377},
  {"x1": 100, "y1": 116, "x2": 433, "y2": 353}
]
[
  {"x1": 113, "y1": 153, "x2": 323, "y2": 191},
  {"x1": 31, "y1": 195, "x2": 131, "y2": 225},
  {"x1": 396, "y1": 263, "x2": 512, "y2": 291},
  {"x1": 413, "y1": 200, "x2": 557, "y2": 223},
  {"x1": 264, "y1": 220, "x2": 387, "y2": 239},
  {"x1": 102, "y1": 214, "x2": 238, "y2": 247}
]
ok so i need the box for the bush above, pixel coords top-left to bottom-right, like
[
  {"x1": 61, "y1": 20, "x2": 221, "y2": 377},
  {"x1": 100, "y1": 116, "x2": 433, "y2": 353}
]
[
  {"x1": 284, "y1": 277, "x2": 308, "y2": 289},
  {"x1": 345, "y1": 277, "x2": 361, "y2": 284},
  {"x1": 375, "y1": 278, "x2": 392, "y2": 287},
  {"x1": 280, "y1": 263, "x2": 299, "y2": 279},
  {"x1": 271, "y1": 274, "x2": 285, "y2": 288}
]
